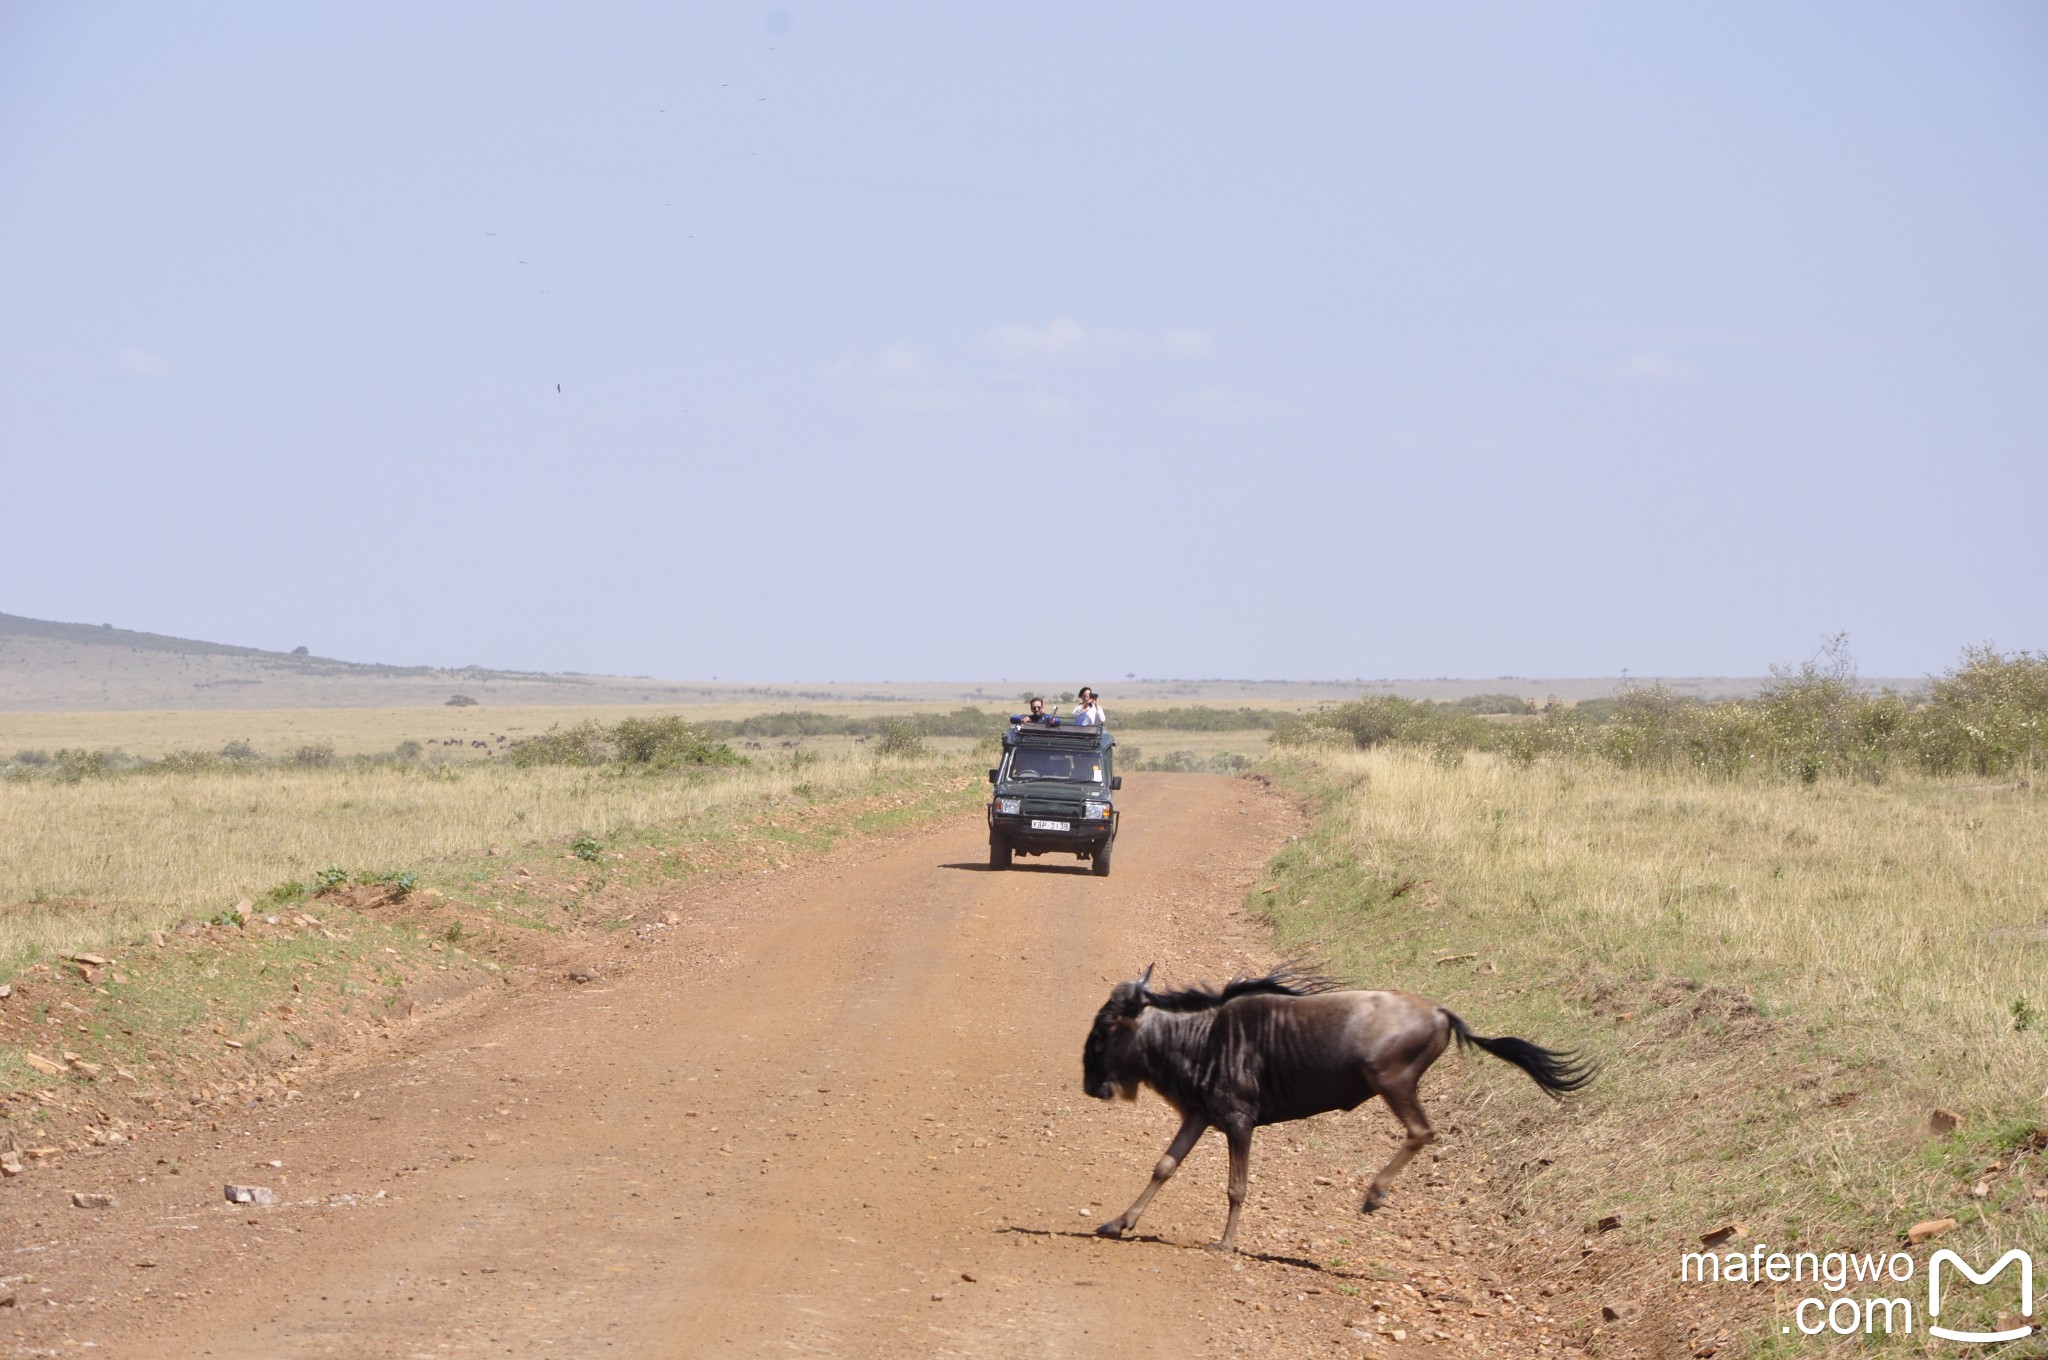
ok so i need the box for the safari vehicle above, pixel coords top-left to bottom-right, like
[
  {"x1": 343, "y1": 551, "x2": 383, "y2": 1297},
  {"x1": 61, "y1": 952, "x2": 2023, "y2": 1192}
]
[{"x1": 987, "y1": 722, "x2": 1121, "y2": 875}]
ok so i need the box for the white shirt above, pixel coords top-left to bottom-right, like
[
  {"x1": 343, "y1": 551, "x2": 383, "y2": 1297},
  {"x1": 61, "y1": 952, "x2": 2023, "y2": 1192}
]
[{"x1": 1073, "y1": 701, "x2": 1106, "y2": 726}]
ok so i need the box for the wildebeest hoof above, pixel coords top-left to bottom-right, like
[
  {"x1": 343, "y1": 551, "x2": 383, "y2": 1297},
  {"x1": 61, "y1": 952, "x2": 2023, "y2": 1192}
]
[
  {"x1": 1095, "y1": 1221, "x2": 1127, "y2": 1238},
  {"x1": 1361, "y1": 1194, "x2": 1385, "y2": 1214}
]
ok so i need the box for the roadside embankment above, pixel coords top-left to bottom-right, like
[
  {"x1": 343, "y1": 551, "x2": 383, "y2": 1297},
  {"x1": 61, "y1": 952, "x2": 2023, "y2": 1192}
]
[
  {"x1": 1256, "y1": 750, "x2": 2046, "y2": 1354},
  {"x1": 0, "y1": 753, "x2": 982, "y2": 1180}
]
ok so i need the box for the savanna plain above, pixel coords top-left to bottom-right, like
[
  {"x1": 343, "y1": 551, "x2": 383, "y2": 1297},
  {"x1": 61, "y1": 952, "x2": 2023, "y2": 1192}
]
[{"x1": 2, "y1": 651, "x2": 2044, "y2": 1358}]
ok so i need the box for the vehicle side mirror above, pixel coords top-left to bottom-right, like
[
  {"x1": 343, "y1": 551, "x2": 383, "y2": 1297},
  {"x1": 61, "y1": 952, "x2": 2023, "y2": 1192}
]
[
  {"x1": 988, "y1": 768, "x2": 999, "y2": 783},
  {"x1": 1111, "y1": 776, "x2": 1122, "y2": 790}
]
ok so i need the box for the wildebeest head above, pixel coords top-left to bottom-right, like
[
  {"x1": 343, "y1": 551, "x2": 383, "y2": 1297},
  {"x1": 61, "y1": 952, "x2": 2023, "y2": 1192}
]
[{"x1": 1082, "y1": 964, "x2": 1154, "y2": 1101}]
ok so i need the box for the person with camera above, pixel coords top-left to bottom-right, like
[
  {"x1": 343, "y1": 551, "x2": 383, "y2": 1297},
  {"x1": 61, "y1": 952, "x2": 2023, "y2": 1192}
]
[{"x1": 1072, "y1": 687, "x2": 1106, "y2": 727}]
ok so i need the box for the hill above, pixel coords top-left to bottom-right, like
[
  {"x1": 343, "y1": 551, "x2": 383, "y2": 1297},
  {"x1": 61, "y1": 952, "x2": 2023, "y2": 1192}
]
[
  {"x1": 0, "y1": 611, "x2": 699, "y2": 711},
  {"x1": 0, "y1": 610, "x2": 1886, "y2": 713}
]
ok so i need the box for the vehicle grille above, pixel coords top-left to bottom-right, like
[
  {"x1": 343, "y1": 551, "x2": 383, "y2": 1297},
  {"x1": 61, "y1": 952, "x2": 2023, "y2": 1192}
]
[{"x1": 1021, "y1": 797, "x2": 1084, "y2": 818}]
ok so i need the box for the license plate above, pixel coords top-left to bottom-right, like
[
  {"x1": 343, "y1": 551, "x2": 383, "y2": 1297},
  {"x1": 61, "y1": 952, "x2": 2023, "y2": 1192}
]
[{"x1": 1030, "y1": 819, "x2": 1071, "y2": 832}]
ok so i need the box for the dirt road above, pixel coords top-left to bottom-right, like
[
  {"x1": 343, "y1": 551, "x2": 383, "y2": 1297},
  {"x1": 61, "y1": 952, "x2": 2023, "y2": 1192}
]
[{"x1": 5, "y1": 775, "x2": 1580, "y2": 1359}]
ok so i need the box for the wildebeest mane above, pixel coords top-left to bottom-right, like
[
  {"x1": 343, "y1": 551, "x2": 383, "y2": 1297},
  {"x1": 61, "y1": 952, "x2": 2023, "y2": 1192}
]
[{"x1": 1143, "y1": 964, "x2": 1343, "y2": 1013}]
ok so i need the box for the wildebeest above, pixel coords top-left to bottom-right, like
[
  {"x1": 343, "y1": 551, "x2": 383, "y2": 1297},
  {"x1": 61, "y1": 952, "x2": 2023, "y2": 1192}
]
[{"x1": 1082, "y1": 965, "x2": 1595, "y2": 1252}]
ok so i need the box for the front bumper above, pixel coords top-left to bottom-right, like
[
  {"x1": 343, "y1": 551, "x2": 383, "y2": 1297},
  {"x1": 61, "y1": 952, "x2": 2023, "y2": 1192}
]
[{"x1": 989, "y1": 807, "x2": 1118, "y2": 854}]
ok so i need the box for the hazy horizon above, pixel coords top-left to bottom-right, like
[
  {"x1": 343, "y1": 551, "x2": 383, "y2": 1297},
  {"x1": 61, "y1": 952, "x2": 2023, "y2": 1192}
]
[
  {"x1": 5, "y1": 4, "x2": 2042, "y2": 681},
  {"x1": 0, "y1": 607, "x2": 1933, "y2": 697}
]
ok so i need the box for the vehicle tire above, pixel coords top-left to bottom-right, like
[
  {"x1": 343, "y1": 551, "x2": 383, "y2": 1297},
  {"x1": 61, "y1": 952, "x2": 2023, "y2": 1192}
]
[
  {"x1": 989, "y1": 833, "x2": 1013, "y2": 869},
  {"x1": 1091, "y1": 838, "x2": 1113, "y2": 877}
]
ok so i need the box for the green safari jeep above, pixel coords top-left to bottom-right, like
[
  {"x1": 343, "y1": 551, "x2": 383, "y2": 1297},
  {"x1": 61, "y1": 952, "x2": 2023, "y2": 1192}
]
[{"x1": 986, "y1": 721, "x2": 1121, "y2": 875}]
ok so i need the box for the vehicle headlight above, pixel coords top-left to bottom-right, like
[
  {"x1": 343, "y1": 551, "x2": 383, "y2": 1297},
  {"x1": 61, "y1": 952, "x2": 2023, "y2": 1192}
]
[
  {"x1": 996, "y1": 797, "x2": 1022, "y2": 815},
  {"x1": 1084, "y1": 801, "x2": 1110, "y2": 819}
]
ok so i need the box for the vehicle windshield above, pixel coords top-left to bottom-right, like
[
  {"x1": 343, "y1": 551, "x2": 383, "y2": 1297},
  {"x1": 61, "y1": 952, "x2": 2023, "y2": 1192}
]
[{"x1": 1005, "y1": 747, "x2": 1103, "y2": 783}]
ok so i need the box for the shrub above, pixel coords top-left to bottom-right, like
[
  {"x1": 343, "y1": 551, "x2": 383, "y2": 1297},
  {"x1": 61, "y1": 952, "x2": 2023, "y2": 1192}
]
[
  {"x1": 11, "y1": 748, "x2": 51, "y2": 768},
  {"x1": 610, "y1": 715, "x2": 742, "y2": 768},
  {"x1": 367, "y1": 869, "x2": 417, "y2": 898},
  {"x1": 1272, "y1": 695, "x2": 1485, "y2": 754},
  {"x1": 698, "y1": 707, "x2": 1001, "y2": 741},
  {"x1": 876, "y1": 721, "x2": 929, "y2": 758},
  {"x1": 288, "y1": 743, "x2": 337, "y2": 769},
  {"x1": 507, "y1": 721, "x2": 610, "y2": 767},
  {"x1": 1448, "y1": 693, "x2": 1537, "y2": 715},
  {"x1": 572, "y1": 836, "x2": 603, "y2": 862},
  {"x1": 1115, "y1": 707, "x2": 1295, "y2": 731},
  {"x1": 509, "y1": 716, "x2": 742, "y2": 769},
  {"x1": 1754, "y1": 637, "x2": 1900, "y2": 783},
  {"x1": 53, "y1": 748, "x2": 126, "y2": 781},
  {"x1": 699, "y1": 710, "x2": 847, "y2": 739},
  {"x1": 1915, "y1": 645, "x2": 2048, "y2": 775},
  {"x1": 1266, "y1": 637, "x2": 2032, "y2": 786},
  {"x1": 219, "y1": 739, "x2": 262, "y2": 763},
  {"x1": 1685, "y1": 700, "x2": 1771, "y2": 778},
  {"x1": 1591, "y1": 685, "x2": 1708, "y2": 770},
  {"x1": 154, "y1": 749, "x2": 223, "y2": 774},
  {"x1": 907, "y1": 706, "x2": 1003, "y2": 739},
  {"x1": 394, "y1": 739, "x2": 424, "y2": 761},
  {"x1": 447, "y1": 694, "x2": 478, "y2": 707}
]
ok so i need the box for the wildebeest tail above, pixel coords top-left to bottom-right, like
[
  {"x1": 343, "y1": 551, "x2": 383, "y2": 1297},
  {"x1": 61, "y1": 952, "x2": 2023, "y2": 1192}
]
[{"x1": 1446, "y1": 1012, "x2": 1597, "y2": 1096}]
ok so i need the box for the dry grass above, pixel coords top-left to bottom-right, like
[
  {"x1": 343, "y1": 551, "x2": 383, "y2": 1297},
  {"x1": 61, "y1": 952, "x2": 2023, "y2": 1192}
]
[
  {"x1": 1283, "y1": 750, "x2": 2042, "y2": 1099},
  {"x1": 0, "y1": 704, "x2": 968, "y2": 760},
  {"x1": 1115, "y1": 729, "x2": 1275, "y2": 766},
  {"x1": 0, "y1": 705, "x2": 1287, "y2": 763},
  {"x1": 1, "y1": 704, "x2": 622, "y2": 759},
  {"x1": 1259, "y1": 750, "x2": 2046, "y2": 1342},
  {"x1": 0, "y1": 750, "x2": 966, "y2": 974}
]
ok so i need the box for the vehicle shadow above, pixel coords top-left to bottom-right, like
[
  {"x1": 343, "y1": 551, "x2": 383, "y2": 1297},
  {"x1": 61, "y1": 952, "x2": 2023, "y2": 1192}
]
[{"x1": 938, "y1": 862, "x2": 1096, "y2": 875}]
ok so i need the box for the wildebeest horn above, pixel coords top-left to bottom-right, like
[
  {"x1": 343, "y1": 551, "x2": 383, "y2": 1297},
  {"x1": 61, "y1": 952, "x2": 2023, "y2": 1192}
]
[{"x1": 1137, "y1": 962, "x2": 1155, "y2": 988}]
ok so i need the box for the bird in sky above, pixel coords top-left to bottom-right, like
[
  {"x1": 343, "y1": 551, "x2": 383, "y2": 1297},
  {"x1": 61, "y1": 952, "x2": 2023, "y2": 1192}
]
[{"x1": 556, "y1": 384, "x2": 561, "y2": 393}]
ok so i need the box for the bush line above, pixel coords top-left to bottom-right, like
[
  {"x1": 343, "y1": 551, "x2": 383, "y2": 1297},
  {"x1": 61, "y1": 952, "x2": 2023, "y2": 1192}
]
[{"x1": 1273, "y1": 643, "x2": 2046, "y2": 782}]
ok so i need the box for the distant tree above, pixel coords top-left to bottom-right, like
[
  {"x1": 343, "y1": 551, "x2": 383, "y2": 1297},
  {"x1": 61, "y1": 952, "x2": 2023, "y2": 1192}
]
[
  {"x1": 446, "y1": 693, "x2": 478, "y2": 707},
  {"x1": 291, "y1": 645, "x2": 309, "y2": 656}
]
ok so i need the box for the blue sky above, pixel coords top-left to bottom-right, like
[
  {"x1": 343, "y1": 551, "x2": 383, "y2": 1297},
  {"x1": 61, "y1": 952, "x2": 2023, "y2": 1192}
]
[{"x1": 3, "y1": 3, "x2": 2042, "y2": 681}]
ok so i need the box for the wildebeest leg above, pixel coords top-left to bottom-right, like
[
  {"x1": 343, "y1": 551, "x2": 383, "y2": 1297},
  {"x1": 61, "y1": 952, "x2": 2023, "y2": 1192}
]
[
  {"x1": 1362, "y1": 1076, "x2": 1436, "y2": 1212},
  {"x1": 1214, "y1": 1122, "x2": 1254, "y2": 1252},
  {"x1": 1097, "y1": 1112, "x2": 1206, "y2": 1239}
]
